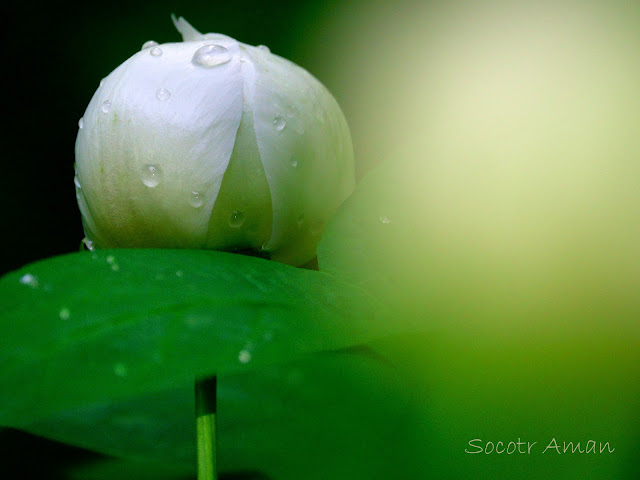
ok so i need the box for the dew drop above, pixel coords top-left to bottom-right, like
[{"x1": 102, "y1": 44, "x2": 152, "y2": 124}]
[
  {"x1": 155, "y1": 87, "x2": 171, "y2": 101},
  {"x1": 290, "y1": 157, "x2": 298, "y2": 168},
  {"x1": 141, "y1": 164, "x2": 162, "y2": 188},
  {"x1": 59, "y1": 308, "x2": 71, "y2": 320},
  {"x1": 101, "y1": 101, "x2": 111, "y2": 113},
  {"x1": 258, "y1": 45, "x2": 270, "y2": 53},
  {"x1": 239, "y1": 56, "x2": 246, "y2": 63},
  {"x1": 99, "y1": 78, "x2": 106, "y2": 87},
  {"x1": 106, "y1": 255, "x2": 116, "y2": 264},
  {"x1": 286, "y1": 104, "x2": 299, "y2": 118},
  {"x1": 229, "y1": 210, "x2": 245, "y2": 228},
  {"x1": 150, "y1": 46, "x2": 163, "y2": 56},
  {"x1": 378, "y1": 215, "x2": 392, "y2": 224},
  {"x1": 272, "y1": 114, "x2": 286, "y2": 132},
  {"x1": 81, "y1": 237, "x2": 95, "y2": 252},
  {"x1": 192, "y1": 44, "x2": 231, "y2": 68},
  {"x1": 175, "y1": 270, "x2": 184, "y2": 278},
  {"x1": 238, "y1": 349, "x2": 252, "y2": 364},
  {"x1": 19, "y1": 273, "x2": 39, "y2": 288},
  {"x1": 78, "y1": 117, "x2": 84, "y2": 129},
  {"x1": 113, "y1": 362, "x2": 128, "y2": 377},
  {"x1": 189, "y1": 191, "x2": 204, "y2": 208},
  {"x1": 111, "y1": 263, "x2": 120, "y2": 272},
  {"x1": 74, "y1": 175, "x2": 81, "y2": 190},
  {"x1": 141, "y1": 40, "x2": 159, "y2": 50}
]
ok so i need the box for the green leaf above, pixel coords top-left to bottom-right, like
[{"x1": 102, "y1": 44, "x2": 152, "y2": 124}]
[
  {"x1": 0, "y1": 249, "x2": 386, "y2": 427},
  {"x1": 24, "y1": 352, "x2": 418, "y2": 480}
]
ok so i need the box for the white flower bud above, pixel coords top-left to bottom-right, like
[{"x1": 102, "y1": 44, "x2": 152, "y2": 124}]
[{"x1": 75, "y1": 16, "x2": 354, "y2": 266}]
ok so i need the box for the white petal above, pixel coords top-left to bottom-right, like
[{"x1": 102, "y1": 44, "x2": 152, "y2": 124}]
[
  {"x1": 244, "y1": 45, "x2": 355, "y2": 264},
  {"x1": 75, "y1": 39, "x2": 244, "y2": 248},
  {"x1": 171, "y1": 15, "x2": 203, "y2": 42}
]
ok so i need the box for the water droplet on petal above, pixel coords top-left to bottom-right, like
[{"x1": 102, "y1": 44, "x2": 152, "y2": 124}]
[
  {"x1": 155, "y1": 87, "x2": 171, "y2": 101},
  {"x1": 81, "y1": 237, "x2": 95, "y2": 251},
  {"x1": 192, "y1": 44, "x2": 231, "y2": 68},
  {"x1": 78, "y1": 117, "x2": 84, "y2": 129},
  {"x1": 229, "y1": 210, "x2": 245, "y2": 228},
  {"x1": 238, "y1": 349, "x2": 252, "y2": 364},
  {"x1": 19, "y1": 273, "x2": 39, "y2": 288},
  {"x1": 141, "y1": 40, "x2": 159, "y2": 50},
  {"x1": 101, "y1": 101, "x2": 111, "y2": 113},
  {"x1": 150, "y1": 46, "x2": 163, "y2": 56},
  {"x1": 141, "y1": 164, "x2": 162, "y2": 188},
  {"x1": 59, "y1": 308, "x2": 70, "y2": 320},
  {"x1": 74, "y1": 175, "x2": 81, "y2": 189},
  {"x1": 189, "y1": 191, "x2": 204, "y2": 208},
  {"x1": 113, "y1": 362, "x2": 128, "y2": 377},
  {"x1": 99, "y1": 78, "x2": 105, "y2": 87},
  {"x1": 257, "y1": 45, "x2": 270, "y2": 53},
  {"x1": 272, "y1": 114, "x2": 286, "y2": 132},
  {"x1": 239, "y1": 56, "x2": 246, "y2": 63},
  {"x1": 286, "y1": 104, "x2": 299, "y2": 118},
  {"x1": 379, "y1": 215, "x2": 392, "y2": 224}
]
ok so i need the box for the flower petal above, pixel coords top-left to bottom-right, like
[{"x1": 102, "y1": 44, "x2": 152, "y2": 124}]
[
  {"x1": 245, "y1": 46, "x2": 355, "y2": 265},
  {"x1": 75, "y1": 39, "x2": 244, "y2": 248}
]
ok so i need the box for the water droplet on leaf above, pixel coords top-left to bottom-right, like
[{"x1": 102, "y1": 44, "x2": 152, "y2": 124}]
[
  {"x1": 59, "y1": 308, "x2": 70, "y2": 320},
  {"x1": 113, "y1": 363, "x2": 128, "y2": 377},
  {"x1": 19, "y1": 273, "x2": 39, "y2": 288},
  {"x1": 238, "y1": 349, "x2": 252, "y2": 364}
]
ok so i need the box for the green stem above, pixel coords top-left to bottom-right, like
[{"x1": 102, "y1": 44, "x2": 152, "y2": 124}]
[{"x1": 195, "y1": 375, "x2": 218, "y2": 480}]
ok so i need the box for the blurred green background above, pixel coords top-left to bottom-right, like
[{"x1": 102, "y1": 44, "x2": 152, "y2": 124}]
[{"x1": 2, "y1": 0, "x2": 640, "y2": 478}]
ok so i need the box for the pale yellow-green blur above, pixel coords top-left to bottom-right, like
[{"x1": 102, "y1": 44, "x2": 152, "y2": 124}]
[{"x1": 317, "y1": 0, "x2": 640, "y2": 332}]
